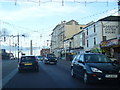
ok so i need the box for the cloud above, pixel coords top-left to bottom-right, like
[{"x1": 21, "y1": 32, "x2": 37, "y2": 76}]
[
  {"x1": 0, "y1": 0, "x2": 117, "y2": 22},
  {"x1": 0, "y1": 1, "x2": 86, "y2": 22}
]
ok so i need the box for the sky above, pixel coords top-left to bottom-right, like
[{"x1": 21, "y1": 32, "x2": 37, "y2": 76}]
[{"x1": 0, "y1": 0, "x2": 119, "y2": 56}]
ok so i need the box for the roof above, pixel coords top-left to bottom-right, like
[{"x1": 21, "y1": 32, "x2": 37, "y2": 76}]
[
  {"x1": 66, "y1": 20, "x2": 79, "y2": 25},
  {"x1": 98, "y1": 16, "x2": 120, "y2": 21},
  {"x1": 83, "y1": 16, "x2": 120, "y2": 29},
  {"x1": 81, "y1": 53, "x2": 104, "y2": 55}
]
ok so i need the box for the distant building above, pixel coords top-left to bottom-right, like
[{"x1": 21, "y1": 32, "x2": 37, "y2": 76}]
[
  {"x1": 51, "y1": 20, "x2": 86, "y2": 57},
  {"x1": 40, "y1": 48, "x2": 50, "y2": 56}
]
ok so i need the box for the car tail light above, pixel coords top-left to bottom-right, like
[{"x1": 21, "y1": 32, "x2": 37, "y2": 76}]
[
  {"x1": 92, "y1": 74, "x2": 97, "y2": 77},
  {"x1": 36, "y1": 60, "x2": 38, "y2": 63}
]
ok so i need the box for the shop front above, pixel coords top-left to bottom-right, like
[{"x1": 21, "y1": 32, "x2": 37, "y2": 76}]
[{"x1": 100, "y1": 38, "x2": 120, "y2": 63}]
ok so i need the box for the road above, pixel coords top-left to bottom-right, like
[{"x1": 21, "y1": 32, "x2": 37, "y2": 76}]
[
  {"x1": 2, "y1": 60, "x2": 18, "y2": 79},
  {"x1": 2, "y1": 60, "x2": 120, "y2": 89}
]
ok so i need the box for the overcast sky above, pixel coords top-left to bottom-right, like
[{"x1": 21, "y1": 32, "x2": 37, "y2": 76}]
[{"x1": 0, "y1": 0, "x2": 118, "y2": 55}]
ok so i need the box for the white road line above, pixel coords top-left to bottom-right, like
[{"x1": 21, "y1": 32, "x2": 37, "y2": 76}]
[{"x1": 2, "y1": 68, "x2": 18, "y2": 88}]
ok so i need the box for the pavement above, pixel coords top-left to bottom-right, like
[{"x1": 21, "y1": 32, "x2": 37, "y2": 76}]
[{"x1": 2, "y1": 59, "x2": 18, "y2": 88}]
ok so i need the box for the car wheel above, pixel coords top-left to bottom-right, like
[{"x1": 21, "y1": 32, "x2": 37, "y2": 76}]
[
  {"x1": 84, "y1": 72, "x2": 90, "y2": 84},
  {"x1": 71, "y1": 68, "x2": 75, "y2": 77}
]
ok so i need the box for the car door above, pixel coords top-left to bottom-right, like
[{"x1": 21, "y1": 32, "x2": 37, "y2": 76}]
[
  {"x1": 72, "y1": 55, "x2": 79, "y2": 75},
  {"x1": 77, "y1": 54, "x2": 85, "y2": 77},
  {"x1": 73, "y1": 55, "x2": 81, "y2": 76}
]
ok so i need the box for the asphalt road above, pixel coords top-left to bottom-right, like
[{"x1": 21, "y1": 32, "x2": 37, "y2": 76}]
[
  {"x1": 2, "y1": 60, "x2": 18, "y2": 79},
  {"x1": 3, "y1": 60, "x2": 120, "y2": 89}
]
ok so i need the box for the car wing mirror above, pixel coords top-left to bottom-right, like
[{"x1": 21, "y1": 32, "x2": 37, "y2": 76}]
[
  {"x1": 78, "y1": 60, "x2": 84, "y2": 64},
  {"x1": 113, "y1": 60, "x2": 118, "y2": 64}
]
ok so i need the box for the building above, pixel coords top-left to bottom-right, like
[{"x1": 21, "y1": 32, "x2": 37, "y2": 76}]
[
  {"x1": 51, "y1": 20, "x2": 86, "y2": 58},
  {"x1": 118, "y1": 0, "x2": 120, "y2": 16},
  {"x1": 51, "y1": 21, "x2": 65, "y2": 57},
  {"x1": 40, "y1": 48, "x2": 50, "y2": 56},
  {"x1": 83, "y1": 16, "x2": 119, "y2": 52},
  {"x1": 83, "y1": 16, "x2": 120, "y2": 63},
  {"x1": 70, "y1": 21, "x2": 94, "y2": 54}
]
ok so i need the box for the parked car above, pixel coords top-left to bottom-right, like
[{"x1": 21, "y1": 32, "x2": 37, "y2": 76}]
[
  {"x1": 71, "y1": 53, "x2": 120, "y2": 84},
  {"x1": 10, "y1": 56, "x2": 15, "y2": 60},
  {"x1": 44, "y1": 53, "x2": 57, "y2": 64},
  {"x1": 18, "y1": 55, "x2": 39, "y2": 73},
  {"x1": 36, "y1": 56, "x2": 45, "y2": 61}
]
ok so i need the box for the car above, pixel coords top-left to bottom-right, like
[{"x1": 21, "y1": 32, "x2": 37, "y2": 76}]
[
  {"x1": 71, "y1": 53, "x2": 120, "y2": 84},
  {"x1": 18, "y1": 55, "x2": 39, "y2": 73},
  {"x1": 36, "y1": 56, "x2": 45, "y2": 61},
  {"x1": 44, "y1": 53, "x2": 57, "y2": 64},
  {"x1": 10, "y1": 56, "x2": 14, "y2": 60}
]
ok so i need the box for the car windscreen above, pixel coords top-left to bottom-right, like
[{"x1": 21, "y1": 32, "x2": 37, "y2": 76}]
[
  {"x1": 84, "y1": 54, "x2": 112, "y2": 63},
  {"x1": 37, "y1": 56, "x2": 43, "y2": 58},
  {"x1": 21, "y1": 56, "x2": 36, "y2": 62}
]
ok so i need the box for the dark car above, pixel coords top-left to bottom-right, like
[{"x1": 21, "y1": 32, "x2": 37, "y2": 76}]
[
  {"x1": 36, "y1": 56, "x2": 45, "y2": 61},
  {"x1": 18, "y1": 55, "x2": 39, "y2": 73},
  {"x1": 71, "y1": 53, "x2": 120, "y2": 84},
  {"x1": 44, "y1": 53, "x2": 57, "y2": 64}
]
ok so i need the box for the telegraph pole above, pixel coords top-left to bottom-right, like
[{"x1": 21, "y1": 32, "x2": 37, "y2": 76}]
[{"x1": 30, "y1": 40, "x2": 33, "y2": 55}]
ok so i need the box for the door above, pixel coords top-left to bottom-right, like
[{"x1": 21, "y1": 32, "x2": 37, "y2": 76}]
[
  {"x1": 72, "y1": 55, "x2": 79, "y2": 75},
  {"x1": 77, "y1": 54, "x2": 85, "y2": 78}
]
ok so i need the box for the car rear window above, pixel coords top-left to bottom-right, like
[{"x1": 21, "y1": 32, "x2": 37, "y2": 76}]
[
  {"x1": 47, "y1": 54, "x2": 55, "y2": 57},
  {"x1": 21, "y1": 56, "x2": 36, "y2": 61}
]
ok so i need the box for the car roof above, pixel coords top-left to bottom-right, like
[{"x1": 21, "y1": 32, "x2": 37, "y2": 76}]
[
  {"x1": 21, "y1": 55, "x2": 36, "y2": 57},
  {"x1": 80, "y1": 53, "x2": 103, "y2": 55}
]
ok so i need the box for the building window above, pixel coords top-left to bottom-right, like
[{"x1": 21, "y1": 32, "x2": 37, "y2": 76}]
[
  {"x1": 82, "y1": 33, "x2": 85, "y2": 45},
  {"x1": 87, "y1": 40, "x2": 88, "y2": 47},
  {"x1": 80, "y1": 27, "x2": 83, "y2": 29},
  {"x1": 86, "y1": 28, "x2": 88, "y2": 35},
  {"x1": 94, "y1": 37, "x2": 96, "y2": 45},
  {"x1": 94, "y1": 25, "x2": 96, "y2": 32}
]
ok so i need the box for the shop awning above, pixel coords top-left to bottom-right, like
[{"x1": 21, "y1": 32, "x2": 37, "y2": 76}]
[{"x1": 100, "y1": 38, "x2": 119, "y2": 48}]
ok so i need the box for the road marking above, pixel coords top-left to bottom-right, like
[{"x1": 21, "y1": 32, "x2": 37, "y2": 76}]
[{"x1": 2, "y1": 68, "x2": 18, "y2": 88}]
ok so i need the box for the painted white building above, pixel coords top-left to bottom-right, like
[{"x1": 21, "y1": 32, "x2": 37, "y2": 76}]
[
  {"x1": 84, "y1": 16, "x2": 120, "y2": 52},
  {"x1": 118, "y1": 0, "x2": 120, "y2": 16}
]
